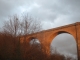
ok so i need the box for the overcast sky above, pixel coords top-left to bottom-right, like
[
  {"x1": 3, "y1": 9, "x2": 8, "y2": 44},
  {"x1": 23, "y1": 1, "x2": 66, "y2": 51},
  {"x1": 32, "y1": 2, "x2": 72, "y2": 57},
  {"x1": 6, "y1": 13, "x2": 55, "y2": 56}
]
[
  {"x1": 0, "y1": 0, "x2": 80, "y2": 29},
  {"x1": 0, "y1": 0, "x2": 79, "y2": 59}
]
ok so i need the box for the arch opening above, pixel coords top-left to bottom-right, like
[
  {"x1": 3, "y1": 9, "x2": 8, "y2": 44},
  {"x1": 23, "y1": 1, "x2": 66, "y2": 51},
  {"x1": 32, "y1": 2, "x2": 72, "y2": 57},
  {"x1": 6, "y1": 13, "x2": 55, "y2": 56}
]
[
  {"x1": 50, "y1": 33, "x2": 78, "y2": 60},
  {"x1": 29, "y1": 37, "x2": 41, "y2": 48},
  {"x1": 30, "y1": 38, "x2": 40, "y2": 45}
]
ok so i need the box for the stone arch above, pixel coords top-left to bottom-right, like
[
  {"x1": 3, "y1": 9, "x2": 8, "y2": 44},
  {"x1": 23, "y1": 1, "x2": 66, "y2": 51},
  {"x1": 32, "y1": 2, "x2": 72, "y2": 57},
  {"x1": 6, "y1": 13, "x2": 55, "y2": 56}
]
[
  {"x1": 20, "y1": 36, "x2": 39, "y2": 44},
  {"x1": 27, "y1": 37, "x2": 41, "y2": 43},
  {"x1": 29, "y1": 37, "x2": 40, "y2": 44},
  {"x1": 48, "y1": 30, "x2": 77, "y2": 45},
  {"x1": 27, "y1": 37, "x2": 41, "y2": 50},
  {"x1": 50, "y1": 33, "x2": 77, "y2": 56},
  {"x1": 43, "y1": 30, "x2": 77, "y2": 56}
]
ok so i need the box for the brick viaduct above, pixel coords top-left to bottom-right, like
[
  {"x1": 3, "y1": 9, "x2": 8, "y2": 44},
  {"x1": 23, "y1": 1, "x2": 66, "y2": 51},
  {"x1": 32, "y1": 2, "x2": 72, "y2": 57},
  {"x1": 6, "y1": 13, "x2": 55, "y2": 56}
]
[{"x1": 20, "y1": 22, "x2": 80, "y2": 60}]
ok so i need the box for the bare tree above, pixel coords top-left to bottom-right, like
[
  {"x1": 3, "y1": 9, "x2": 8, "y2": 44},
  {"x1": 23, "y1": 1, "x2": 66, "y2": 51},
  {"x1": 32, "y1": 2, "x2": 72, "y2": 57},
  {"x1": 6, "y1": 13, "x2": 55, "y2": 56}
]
[
  {"x1": 3, "y1": 15, "x2": 20, "y2": 37},
  {"x1": 3, "y1": 14, "x2": 42, "y2": 37},
  {"x1": 19, "y1": 15, "x2": 42, "y2": 36}
]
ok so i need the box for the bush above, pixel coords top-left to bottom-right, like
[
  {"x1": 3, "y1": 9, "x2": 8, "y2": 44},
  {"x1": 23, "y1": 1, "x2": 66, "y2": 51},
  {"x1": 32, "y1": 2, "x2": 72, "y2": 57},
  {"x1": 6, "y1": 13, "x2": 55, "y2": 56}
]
[{"x1": 0, "y1": 33, "x2": 75, "y2": 60}]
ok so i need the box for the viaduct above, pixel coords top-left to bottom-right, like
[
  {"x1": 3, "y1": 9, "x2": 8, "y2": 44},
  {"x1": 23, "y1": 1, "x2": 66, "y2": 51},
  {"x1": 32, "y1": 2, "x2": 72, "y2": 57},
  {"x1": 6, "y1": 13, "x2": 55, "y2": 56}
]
[{"x1": 20, "y1": 22, "x2": 80, "y2": 60}]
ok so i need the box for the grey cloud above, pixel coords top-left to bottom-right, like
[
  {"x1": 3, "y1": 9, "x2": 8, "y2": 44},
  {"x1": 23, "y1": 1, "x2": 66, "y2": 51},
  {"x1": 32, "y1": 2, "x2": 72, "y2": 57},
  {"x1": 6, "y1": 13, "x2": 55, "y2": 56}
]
[
  {"x1": 0, "y1": 0, "x2": 34, "y2": 27},
  {"x1": 0, "y1": 0, "x2": 80, "y2": 28},
  {"x1": 30, "y1": 0, "x2": 80, "y2": 29},
  {"x1": 0, "y1": 0, "x2": 33, "y2": 17}
]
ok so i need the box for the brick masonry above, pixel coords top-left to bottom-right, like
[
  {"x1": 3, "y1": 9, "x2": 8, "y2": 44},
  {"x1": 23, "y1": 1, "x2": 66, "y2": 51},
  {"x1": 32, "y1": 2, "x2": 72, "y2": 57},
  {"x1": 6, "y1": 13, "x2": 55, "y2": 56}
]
[{"x1": 20, "y1": 22, "x2": 80, "y2": 60}]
